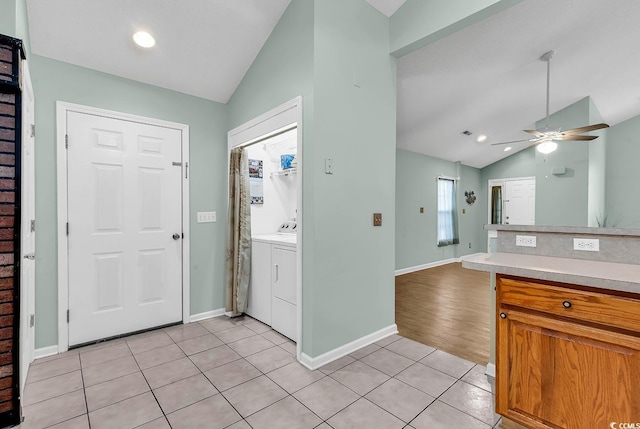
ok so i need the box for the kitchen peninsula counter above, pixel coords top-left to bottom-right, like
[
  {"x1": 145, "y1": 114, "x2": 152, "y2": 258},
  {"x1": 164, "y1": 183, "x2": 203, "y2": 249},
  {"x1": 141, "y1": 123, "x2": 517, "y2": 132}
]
[{"x1": 462, "y1": 252, "x2": 640, "y2": 294}]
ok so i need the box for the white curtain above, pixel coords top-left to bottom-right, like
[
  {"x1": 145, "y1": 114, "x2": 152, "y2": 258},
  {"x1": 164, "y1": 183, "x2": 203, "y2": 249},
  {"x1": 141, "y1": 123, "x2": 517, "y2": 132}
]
[
  {"x1": 437, "y1": 178, "x2": 459, "y2": 247},
  {"x1": 225, "y1": 147, "x2": 252, "y2": 315}
]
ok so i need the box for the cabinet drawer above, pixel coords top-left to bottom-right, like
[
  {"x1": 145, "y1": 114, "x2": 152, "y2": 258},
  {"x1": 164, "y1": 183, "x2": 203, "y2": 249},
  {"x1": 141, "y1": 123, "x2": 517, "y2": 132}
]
[{"x1": 498, "y1": 276, "x2": 640, "y2": 333}]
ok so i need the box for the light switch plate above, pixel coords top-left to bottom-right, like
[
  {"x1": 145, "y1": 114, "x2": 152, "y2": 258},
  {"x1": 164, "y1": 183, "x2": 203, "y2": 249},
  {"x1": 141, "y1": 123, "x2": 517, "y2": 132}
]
[
  {"x1": 373, "y1": 213, "x2": 382, "y2": 226},
  {"x1": 197, "y1": 211, "x2": 216, "y2": 223},
  {"x1": 325, "y1": 158, "x2": 333, "y2": 175}
]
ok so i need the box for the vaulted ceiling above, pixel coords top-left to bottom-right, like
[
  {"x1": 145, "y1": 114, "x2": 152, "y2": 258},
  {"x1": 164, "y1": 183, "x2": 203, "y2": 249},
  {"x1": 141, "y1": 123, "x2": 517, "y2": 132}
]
[
  {"x1": 26, "y1": 0, "x2": 639, "y2": 169},
  {"x1": 397, "y1": 0, "x2": 640, "y2": 168}
]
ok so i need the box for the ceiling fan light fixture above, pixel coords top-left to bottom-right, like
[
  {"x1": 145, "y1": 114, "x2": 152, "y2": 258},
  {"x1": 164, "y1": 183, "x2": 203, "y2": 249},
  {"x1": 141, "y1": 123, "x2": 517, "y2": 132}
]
[
  {"x1": 133, "y1": 31, "x2": 155, "y2": 48},
  {"x1": 537, "y1": 141, "x2": 558, "y2": 154}
]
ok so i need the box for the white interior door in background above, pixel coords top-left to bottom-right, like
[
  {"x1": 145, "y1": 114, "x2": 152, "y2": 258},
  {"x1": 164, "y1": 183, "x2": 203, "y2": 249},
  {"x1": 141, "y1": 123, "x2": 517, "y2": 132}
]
[
  {"x1": 19, "y1": 60, "x2": 35, "y2": 394},
  {"x1": 504, "y1": 178, "x2": 535, "y2": 225},
  {"x1": 66, "y1": 112, "x2": 183, "y2": 346}
]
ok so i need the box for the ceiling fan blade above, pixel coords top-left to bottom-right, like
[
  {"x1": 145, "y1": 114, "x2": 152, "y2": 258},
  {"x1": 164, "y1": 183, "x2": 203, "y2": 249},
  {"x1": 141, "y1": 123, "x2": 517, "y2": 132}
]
[
  {"x1": 557, "y1": 135, "x2": 598, "y2": 141},
  {"x1": 524, "y1": 129, "x2": 545, "y2": 137},
  {"x1": 562, "y1": 123, "x2": 610, "y2": 135},
  {"x1": 491, "y1": 139, "x2": 534, "y2": 146}
]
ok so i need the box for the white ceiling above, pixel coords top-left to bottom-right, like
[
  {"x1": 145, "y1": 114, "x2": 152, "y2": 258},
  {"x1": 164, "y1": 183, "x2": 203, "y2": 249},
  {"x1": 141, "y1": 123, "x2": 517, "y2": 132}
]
[
  {"x1": 26, "y1": 0, "x2": 405, "y2": 104},
  {"x1": 397, "y1": 0, "x2": 640, "y2": 168},
  {"x1": 26, "y1": 0, "x2": 292, "y2": 103},
  {"x1": 28, "y1": 0, "x2": 638, "y2": 170}
]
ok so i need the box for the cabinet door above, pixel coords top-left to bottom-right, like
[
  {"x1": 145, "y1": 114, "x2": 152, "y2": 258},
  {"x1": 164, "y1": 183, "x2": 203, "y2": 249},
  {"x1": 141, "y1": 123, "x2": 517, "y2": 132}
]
[
  {"x1": 272, "y1": 246, "x2": 296, "y2": 305},
  {"x1": 497, "y1": 307, "x2": 640, "y2": 428},
  {"x1": 247, "y1": 241, "x2": 271, "y2": 325}
]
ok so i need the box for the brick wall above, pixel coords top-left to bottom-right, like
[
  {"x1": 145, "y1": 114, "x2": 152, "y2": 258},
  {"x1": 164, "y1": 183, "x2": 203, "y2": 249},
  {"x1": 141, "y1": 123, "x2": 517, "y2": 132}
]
[{"x1": 0, "y1": 35, "x2": 20, "y2": 422}]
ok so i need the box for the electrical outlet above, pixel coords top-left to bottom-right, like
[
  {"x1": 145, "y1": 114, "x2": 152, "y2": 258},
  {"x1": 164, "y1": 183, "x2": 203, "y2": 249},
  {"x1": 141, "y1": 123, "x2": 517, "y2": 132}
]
[
  {"x1": 516, "y1": 235, "x2": 537, "y2": 247},
  {"x1": 574, "y1": 238, "x2": 599, "y2": 252}
]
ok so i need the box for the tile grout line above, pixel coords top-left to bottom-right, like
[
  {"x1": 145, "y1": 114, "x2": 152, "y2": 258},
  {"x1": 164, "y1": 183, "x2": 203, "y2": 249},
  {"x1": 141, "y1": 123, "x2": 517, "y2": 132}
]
[{"x1": 125, "y1": 335, "x2": 173, "y2": 429}]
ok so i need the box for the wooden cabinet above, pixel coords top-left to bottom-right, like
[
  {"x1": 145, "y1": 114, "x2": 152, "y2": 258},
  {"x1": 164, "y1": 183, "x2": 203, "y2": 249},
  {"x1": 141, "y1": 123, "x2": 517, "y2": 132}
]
[{"x1": 496, "y1": 275, "x2": 640, "y2": 428}]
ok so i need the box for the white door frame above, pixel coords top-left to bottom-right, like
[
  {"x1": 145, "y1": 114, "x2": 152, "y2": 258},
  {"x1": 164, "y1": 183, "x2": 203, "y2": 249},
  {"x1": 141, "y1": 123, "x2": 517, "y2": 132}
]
[
  {"x1": 56, "y1": 102, "x2": 191, "y2": 353},
  {"x1": 486, "y1": 176, "x2": 535, "y2": 224},
  {"x1": 486, "y1": 177, "x2": 535, "y2": 251},
  {"x1": 19, "y1": 59, "x2": 35, "y2": 396},
  {"x1": 227, "y1": 96, "x2": 303, "y2": 361}
]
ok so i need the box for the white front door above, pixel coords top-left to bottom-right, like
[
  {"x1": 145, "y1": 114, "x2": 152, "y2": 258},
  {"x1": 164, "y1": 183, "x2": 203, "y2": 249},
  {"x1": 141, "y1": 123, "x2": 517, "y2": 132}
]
[
  {"x1": 66, "y1": 112, "x2": 183, "y2": 346},
  {"x1": 504, "y1": 178, "x2": 535, "y2": 225},
  {"x1": 19, "y1": 60, "x2": 35, "y2": 394}
]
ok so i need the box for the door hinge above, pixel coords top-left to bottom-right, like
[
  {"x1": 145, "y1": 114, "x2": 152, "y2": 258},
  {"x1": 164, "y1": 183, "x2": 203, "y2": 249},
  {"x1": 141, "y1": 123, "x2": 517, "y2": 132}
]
[
  {"x1": 65, "y1": 135, "x2": 69, "y2": 149},
  {"x1": 66, "y1": 222, "x2": 69, "y2": 236},
  {"x1": 29, "y1": 314, "x2": 34, "y2": 327},
  {"x1": 30, "y1": 219, "x2": 35, "y2": 233},
  {"x1": 185, "y1": 162, "x2": 188, "y2": 179},
  {"x1": 67, "y1": 310, "x2": 69, "y2": 323},
  {"x1": 30, "y1": 124, "x2": 35, "y2": 138}
]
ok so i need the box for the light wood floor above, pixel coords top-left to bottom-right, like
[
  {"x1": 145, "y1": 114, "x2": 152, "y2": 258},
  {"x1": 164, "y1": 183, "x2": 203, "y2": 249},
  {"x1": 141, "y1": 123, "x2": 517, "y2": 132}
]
[{"x1": 395, "y1": 262, "x2": 491, "y2": 365}]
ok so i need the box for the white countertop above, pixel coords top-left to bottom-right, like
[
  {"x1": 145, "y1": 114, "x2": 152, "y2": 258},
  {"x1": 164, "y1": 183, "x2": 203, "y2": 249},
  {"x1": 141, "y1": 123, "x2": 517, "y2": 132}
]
[
  {"x1": 484, "y1": 224, "x2": 640, "y2": 237},
  {"x1": 462, "y1": 252, "x2": 640, "y2": 294},
  {"x1": 252, "y1": 233, "x2": 297, "y2": 246}
]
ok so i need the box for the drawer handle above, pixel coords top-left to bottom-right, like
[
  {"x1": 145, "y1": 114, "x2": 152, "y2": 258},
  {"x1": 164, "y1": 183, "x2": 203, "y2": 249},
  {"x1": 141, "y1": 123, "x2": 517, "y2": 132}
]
[
  {"x1": 500, "y1": 312, "x2": 507, "y2": 319},
  {"x1": 562, "y1": 301, "x2": 572, "y2": 309}
]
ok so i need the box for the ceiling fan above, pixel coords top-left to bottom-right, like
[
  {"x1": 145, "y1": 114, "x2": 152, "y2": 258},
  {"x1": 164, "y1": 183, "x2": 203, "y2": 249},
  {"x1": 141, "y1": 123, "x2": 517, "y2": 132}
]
[{"x1": 492, "y1": 50, "x2": 609, "y2": 154}]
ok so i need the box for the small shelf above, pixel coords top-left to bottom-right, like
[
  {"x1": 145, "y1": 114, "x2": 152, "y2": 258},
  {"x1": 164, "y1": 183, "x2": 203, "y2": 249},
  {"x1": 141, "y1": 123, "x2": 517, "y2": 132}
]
[{"x1": 271, "y1": 168, "x2": 297, "y2": 177}]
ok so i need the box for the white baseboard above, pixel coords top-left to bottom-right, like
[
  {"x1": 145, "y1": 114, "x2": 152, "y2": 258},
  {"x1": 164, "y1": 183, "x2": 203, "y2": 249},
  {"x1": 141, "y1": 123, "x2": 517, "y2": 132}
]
[
  {"x1": 34, "y1": 345, "x2": 58, "y2": 360},
  {"x1": 299, "y1": 324, "x2": 398, "y2": 370},
  {"x1": 189, "y1": 308, "x2": 226, "y2": 323},
  {"x1": 485, "y1": 362, "x2": 495, "y2": 378},
  {"x1": 395, "y1": 258, "x2": 459, "y2": 276}
]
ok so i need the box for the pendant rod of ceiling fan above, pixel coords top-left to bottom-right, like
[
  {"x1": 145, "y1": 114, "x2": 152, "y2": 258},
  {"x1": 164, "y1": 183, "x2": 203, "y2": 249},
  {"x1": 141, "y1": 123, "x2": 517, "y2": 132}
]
[
  {"x1": 545, "y1": 53, "x2": 551, "y2": 129},
  {"x1": 540, "y1": 50, "x2": 555, "y2": 130}
]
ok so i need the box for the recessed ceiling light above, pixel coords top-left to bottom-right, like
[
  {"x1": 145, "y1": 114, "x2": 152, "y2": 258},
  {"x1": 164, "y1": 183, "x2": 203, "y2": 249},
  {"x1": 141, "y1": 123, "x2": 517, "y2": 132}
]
[
  {"x1": 477, "y1": 134, "x2": 487, "y2": 142},
  {"x1": 133, "y1": 31, "x2": 155, "y2": 48},
  {"x1": 504, "y1": 147, "x2": 512, "y2": 152}
]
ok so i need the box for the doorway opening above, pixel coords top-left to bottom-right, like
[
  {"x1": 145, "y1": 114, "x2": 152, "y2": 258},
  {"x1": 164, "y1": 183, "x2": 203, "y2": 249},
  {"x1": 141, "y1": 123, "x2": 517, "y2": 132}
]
[{"x1": 227, "y1": 96, "x2": 303, "y2": 361}]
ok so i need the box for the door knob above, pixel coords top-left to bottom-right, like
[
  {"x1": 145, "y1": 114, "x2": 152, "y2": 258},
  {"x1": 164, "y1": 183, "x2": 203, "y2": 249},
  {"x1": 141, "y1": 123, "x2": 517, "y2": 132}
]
[{"x1": 172, "y1": 233, "x2": 181, "y2": 240}]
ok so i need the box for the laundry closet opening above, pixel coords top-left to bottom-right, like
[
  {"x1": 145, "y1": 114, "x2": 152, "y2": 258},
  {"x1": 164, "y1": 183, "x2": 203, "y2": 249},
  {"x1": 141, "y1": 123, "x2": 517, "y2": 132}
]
[
  {"x1": 245, "y1": 127, "x2": 299, "y2": 342},
  {"x1": 227, "y1": 96, "x2": 303, "y2": 360}
]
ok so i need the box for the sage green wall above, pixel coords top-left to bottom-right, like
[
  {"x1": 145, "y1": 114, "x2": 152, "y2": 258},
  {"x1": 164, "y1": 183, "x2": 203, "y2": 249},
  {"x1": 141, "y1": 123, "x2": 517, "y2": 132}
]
[
  {"x1": 396, "y1": 149, "x2": 483, "y2": 270},
  {"x1": 606, "y1": 114, "x2": 640, "y2": 227},
  {"x1": 0, "y1": 0, "x2": 29, "y2": 54},
  {"x1": 14, "y1": 0, "x2": 29, "y2": 55},
  {"x1": 588, "y1": 98, "x2": 606, "y2": 227},
  {"x1": 229, "y1": 0, "x2": 396, "y2": 358},
  {"x1": 534, "y1": 97, "x2": 591, "y2": 227},
  {"x1": 30, "y1": 55, "x2": 229, "y2": 348},
  {"x1": 308, "y1": 0, "x2": 396, "y2": 357},
  {"x1": 0, "y1": 0, "x2": 17, "y2": 37},
  {"x1": 227, "y1": 0, "x2": 314, "y2": 130},
  {"x1": 389, "y1": 0, "x2": 522, "y2": 56}
]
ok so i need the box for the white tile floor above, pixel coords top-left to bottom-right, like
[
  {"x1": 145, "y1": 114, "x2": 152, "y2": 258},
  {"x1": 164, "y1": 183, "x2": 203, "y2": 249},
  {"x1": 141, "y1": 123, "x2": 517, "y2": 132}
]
[{"x1": 17, "y1": 316, "x2": 503, "y2": 429}]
